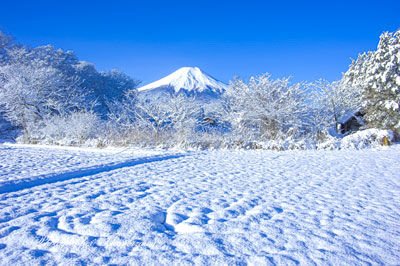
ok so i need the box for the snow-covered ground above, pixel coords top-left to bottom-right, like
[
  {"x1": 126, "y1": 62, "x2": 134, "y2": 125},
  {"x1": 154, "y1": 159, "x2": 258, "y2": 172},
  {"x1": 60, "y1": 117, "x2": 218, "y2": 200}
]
[{"x1": 0, "y1": 144, "x2": 399, "y2": 265}]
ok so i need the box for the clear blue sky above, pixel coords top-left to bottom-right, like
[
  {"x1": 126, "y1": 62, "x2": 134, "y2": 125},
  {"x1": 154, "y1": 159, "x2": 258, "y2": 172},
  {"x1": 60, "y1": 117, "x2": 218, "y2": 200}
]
[{"x1": 1, "y1": 0, "x2": 399, "y2": 86}]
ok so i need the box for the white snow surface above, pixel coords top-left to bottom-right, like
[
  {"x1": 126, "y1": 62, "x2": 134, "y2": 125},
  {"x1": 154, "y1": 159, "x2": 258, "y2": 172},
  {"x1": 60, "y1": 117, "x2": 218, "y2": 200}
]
[
  {"x1": 0, "y1": 144, "x2": 399, "y2": 265},
  {"x1": 137, "y1": 67, "x2": 228, "y2": 95}
]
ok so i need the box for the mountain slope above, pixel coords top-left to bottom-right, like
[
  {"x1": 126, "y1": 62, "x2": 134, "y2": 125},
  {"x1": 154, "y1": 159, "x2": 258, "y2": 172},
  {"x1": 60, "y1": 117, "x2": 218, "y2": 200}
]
[{"x1": 137, "y1": 67, "x2": 228, "y2": 98}]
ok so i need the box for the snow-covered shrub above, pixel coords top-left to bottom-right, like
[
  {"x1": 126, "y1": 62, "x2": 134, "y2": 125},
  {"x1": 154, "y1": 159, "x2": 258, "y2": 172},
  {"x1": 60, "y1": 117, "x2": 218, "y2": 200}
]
[
  {"x1": 107, "y1": 90, "x2": 203, "y2": 148},
  {"x1": 340, "y1": 129, "x2": 394, "y2": 149},
  {"x1": 22, "y1": 111, "x2": 102, "y2": 145}
]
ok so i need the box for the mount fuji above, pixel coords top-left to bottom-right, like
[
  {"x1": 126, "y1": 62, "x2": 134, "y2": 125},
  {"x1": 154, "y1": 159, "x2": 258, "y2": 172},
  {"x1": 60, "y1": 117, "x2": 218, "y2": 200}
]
[{"x1": 137, "y1": 67, "x2": 228, "y2": 99}]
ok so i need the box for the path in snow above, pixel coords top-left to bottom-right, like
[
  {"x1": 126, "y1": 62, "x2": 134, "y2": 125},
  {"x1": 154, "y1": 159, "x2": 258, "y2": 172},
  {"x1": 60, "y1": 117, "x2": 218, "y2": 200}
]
[
  {"x1": 0, "y1": 153, "x2": 183, "y2": 194},
  {"x1": 0, "y1": 144, "x2": 399, "y2": 265}
]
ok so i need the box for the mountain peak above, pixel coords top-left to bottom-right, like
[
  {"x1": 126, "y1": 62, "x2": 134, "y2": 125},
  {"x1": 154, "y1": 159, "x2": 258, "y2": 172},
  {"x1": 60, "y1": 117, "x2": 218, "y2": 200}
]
[
  {"x1": 137, "y1": 67, "x2": 227, "y2": 97},
  {"x1": 177, "y1": 66, "x2": 201, "y2": 72}
]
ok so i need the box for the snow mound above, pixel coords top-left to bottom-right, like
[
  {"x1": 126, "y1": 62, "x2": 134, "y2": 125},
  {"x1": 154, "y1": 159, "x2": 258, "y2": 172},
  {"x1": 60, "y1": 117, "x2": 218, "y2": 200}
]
[
  {"x1": 137, "y1": 67, "x2": 227, "y2": 98},
  {"x1": 341, "y1": 129, "x2": 394, "y2": 149}
]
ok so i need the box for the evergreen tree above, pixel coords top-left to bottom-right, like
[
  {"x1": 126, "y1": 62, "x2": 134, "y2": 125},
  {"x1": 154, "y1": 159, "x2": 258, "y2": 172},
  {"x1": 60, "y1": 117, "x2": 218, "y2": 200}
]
[{"x1": 342, "y1": 29, "x2": 400, "y2": 133}]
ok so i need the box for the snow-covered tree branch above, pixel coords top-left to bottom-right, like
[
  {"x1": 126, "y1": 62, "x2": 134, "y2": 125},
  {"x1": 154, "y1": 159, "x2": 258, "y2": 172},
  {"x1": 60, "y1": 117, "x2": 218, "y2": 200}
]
[
  {"x1": 222, "y1": 74, "x2": 310, "y2": 142},
  {"x1": 342, "y1": 29, "x2": 400, "y2": 133}
]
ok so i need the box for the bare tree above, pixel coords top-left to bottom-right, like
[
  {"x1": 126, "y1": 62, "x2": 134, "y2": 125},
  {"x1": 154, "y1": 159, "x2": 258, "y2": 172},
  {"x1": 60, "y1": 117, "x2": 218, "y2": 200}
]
[
  {"x1": 222, "y1": 74, "x2": 309, "y2": 142},
  {"x1": 0, "y1": 46, "x2": 87, "y2": 139}
]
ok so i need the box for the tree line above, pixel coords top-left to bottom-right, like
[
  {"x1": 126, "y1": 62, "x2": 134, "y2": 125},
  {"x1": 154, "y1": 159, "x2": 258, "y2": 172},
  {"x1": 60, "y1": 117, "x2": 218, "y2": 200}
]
[{"x1": 0, "y1": 29, "x2": 399, "y2": 149}]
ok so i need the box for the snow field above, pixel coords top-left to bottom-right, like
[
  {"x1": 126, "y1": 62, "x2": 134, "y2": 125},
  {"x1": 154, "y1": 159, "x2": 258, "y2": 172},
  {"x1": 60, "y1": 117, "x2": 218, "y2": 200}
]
[
  {"x1": 0, "y1": 144, "x2": 169, "y2": 191},
  {"x1": 0, "y1": 144, "x2": 399, "y2": 265}
]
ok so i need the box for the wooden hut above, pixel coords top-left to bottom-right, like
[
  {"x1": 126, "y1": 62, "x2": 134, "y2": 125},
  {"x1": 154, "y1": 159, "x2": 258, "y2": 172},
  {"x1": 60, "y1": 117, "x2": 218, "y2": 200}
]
[{"x1": 337, "y1": 111, "x2": 365, "y2": 134}]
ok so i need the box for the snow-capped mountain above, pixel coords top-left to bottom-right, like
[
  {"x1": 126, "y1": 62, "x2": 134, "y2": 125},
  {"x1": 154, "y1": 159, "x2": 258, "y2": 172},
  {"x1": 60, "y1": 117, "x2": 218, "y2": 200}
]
[{"x1": 137, "y1": 67, "x2": 228, "y2": 99}]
